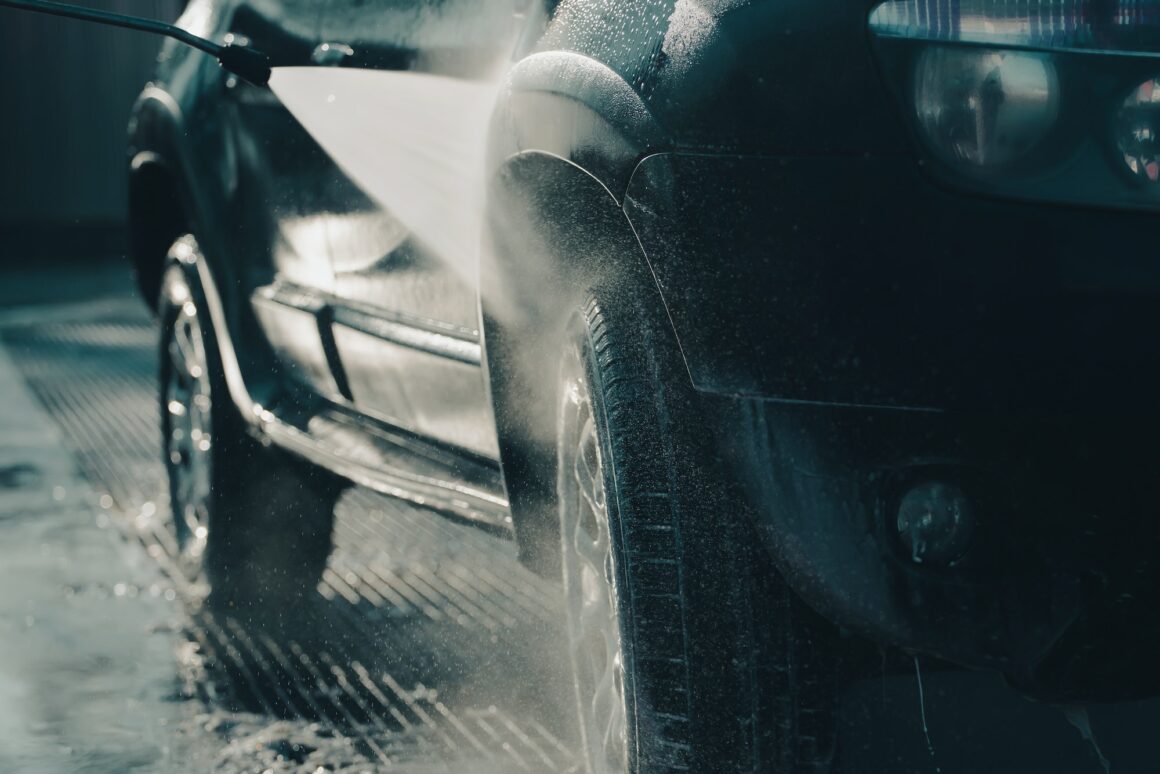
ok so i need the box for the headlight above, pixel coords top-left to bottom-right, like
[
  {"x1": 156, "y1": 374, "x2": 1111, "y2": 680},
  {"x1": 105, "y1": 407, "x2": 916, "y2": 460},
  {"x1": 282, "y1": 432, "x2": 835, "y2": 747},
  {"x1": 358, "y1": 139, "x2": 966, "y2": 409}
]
[
  {"x1": 915, "y1": 47, "x2": 1059, "y2": 169},
  {"x1": 869, "y1": 0, "x2": 1160, "y2": 210}
]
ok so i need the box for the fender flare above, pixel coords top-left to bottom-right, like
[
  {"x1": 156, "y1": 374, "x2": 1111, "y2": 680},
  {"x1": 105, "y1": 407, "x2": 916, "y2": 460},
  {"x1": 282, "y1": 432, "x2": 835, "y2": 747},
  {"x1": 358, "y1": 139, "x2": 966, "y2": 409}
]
[
  {"x1": 127, "y1": 86, "x2": 189, "y2": 311},
  {"x1": 489, "y1": 50, "x2": 669, "y2": 199},
  {"x1": 129, "y1": 86, "x2": 277, "y2": 423},
  {"x1": 479, "y1": 149, "x2": 677, "y2": 573},
  {"x1": 166, "y1": 236, "x2": 263, "y2": 429}
]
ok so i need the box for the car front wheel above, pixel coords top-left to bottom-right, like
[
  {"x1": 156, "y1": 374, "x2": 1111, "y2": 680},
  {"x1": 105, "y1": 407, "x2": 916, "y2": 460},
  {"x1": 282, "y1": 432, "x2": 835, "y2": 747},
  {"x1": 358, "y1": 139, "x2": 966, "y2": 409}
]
[{"x1": 557, "y1": 283, "x2": 841, "y2": 773}]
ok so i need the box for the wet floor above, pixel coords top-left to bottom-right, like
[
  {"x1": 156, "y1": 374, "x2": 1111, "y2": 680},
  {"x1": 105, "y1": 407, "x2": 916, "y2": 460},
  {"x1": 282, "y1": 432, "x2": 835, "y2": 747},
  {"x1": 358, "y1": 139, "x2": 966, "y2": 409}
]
[
  {"x1": 0, "y1": 337, "x2": 210, "y2": 772},
  {"x1": 1, "y1": 260, "x2": 1158, "y2": 773},
  {"x1": 0, "y1": 269, "x2": 581, "y2": 771}
]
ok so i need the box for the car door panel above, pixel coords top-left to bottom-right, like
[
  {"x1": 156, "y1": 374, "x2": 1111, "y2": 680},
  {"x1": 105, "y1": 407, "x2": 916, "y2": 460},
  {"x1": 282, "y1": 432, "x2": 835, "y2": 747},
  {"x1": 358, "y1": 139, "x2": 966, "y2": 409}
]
[
  {"x1": 251, "y1": 282, "x2": 344, "y2": 401},
  {"x1": 222, "y1": 0, "x2": 342, "y2": 400},
  {"x1": 312, "y1": 0, "x2": 520, "y2": 459},
  {"x1": 330, "y1": 303, "x2": 497, "y2": 458}
]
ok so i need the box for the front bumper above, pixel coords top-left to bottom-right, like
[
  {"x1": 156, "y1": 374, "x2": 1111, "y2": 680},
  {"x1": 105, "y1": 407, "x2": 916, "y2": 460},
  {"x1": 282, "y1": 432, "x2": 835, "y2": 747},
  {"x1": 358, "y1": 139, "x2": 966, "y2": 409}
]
[
  {"x1": 712, "y1": 396, "x2": 1160, "y2": 700},
  {"x1": 625, "y1": 152, "x2": 1160, "y2": 412},
  {"x1": 624, "y1": 153, "x2": 1160, "y2": 699}
]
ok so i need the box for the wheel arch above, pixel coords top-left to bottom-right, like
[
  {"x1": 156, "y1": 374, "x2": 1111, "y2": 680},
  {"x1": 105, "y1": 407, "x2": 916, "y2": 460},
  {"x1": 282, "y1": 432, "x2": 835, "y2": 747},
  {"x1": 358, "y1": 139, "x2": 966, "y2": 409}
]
[
  {"x1": 127, "y1": 86, "x2": 191, "y2": 313},
  {"x1": 128, "y1": 85, "x2": 273, "y2": 423},
  {"x1": 489, "y1": 51, "x2": 668, "y2": 198},
  {"x1": 128, "y1": 151, "x2": 188, "y2": 313},
  {"x1": 480, "y1": 149, "x2": 678, "y2": 575}
]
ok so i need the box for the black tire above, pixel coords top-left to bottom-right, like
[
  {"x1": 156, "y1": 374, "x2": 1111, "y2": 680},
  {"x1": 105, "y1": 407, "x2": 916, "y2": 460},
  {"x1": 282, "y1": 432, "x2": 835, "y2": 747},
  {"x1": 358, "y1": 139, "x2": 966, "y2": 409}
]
[
  {"x1": 557, "y1": 280, "x2": 841, "y2": 773},
  {"x1": 158, "y1": 238, "x2": 344, "y2": 605}
]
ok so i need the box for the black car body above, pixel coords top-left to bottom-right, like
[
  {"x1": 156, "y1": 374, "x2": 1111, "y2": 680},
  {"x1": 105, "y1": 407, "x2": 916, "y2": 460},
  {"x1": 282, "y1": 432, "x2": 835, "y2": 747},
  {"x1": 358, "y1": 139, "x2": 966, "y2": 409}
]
[{"x1": 127, "y1": 0, "x2": 1160, "y2": 769}]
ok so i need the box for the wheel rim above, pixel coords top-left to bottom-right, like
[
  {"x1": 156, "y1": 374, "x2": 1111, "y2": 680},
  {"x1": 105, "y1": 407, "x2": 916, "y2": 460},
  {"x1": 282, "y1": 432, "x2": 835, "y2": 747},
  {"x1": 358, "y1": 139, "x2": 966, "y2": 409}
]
[
  {"x1": 164, "y1": 298, "x2": 213, "y2": 565},
  {"x1": 559, "y1": 338, "x2": 629, "y2": 774}
]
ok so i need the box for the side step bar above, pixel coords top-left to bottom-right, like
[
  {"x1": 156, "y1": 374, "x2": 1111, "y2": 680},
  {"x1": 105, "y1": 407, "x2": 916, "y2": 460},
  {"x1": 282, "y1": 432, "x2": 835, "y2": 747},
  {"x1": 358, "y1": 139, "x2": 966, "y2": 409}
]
[{"x1": 261, "y1": 404, "x2": 513, "y2": 536}]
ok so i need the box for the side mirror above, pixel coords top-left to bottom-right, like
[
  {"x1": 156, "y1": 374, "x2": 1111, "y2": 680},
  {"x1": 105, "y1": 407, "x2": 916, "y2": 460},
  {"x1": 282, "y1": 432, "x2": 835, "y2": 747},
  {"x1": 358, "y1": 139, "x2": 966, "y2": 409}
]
[{"x1": 0, "y1": 0, "x2": 272, "y2": 86}]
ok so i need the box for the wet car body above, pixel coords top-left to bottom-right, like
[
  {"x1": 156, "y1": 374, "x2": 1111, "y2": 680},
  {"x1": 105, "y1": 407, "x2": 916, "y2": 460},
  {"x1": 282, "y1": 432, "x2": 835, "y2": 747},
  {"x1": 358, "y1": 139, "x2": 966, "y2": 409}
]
[{"x1": 127, "y1": 0, "x2": 1160, "y2": 756}]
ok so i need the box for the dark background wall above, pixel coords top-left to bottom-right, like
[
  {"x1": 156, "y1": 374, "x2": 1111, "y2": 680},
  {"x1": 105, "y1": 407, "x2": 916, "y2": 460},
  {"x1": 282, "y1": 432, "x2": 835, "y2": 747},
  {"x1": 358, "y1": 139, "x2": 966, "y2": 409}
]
[{"x1": 0, "y1": 0, "x2": 184, "y2": 255}]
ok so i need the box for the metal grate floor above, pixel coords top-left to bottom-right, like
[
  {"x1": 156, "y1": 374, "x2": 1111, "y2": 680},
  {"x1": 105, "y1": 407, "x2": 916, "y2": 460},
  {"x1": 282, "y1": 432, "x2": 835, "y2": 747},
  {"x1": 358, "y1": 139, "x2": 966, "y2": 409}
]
[{"x1": 1, "y1": 305, "x2": 580, "y2": 772}]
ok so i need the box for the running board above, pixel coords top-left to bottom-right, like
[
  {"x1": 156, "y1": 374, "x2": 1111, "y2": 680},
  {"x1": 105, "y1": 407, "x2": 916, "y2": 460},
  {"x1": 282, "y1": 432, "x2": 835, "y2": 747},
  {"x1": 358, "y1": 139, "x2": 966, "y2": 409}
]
[{"x1": 261, "y1": 405, "x2": 512, "y2": 536}]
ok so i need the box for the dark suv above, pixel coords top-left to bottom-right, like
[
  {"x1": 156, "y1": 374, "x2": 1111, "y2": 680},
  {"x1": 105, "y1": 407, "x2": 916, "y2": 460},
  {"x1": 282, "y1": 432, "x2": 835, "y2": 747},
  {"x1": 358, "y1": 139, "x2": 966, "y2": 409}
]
[{"x1": 128, "y1": 0, "x2": 1160, "y2": 770}]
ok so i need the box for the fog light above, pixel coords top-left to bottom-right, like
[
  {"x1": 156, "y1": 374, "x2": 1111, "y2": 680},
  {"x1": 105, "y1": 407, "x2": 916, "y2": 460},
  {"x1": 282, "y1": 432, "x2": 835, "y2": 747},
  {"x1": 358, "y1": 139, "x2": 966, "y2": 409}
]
[
  {"x1": 1116, "y1": 78, "x2": 1160, "y2": 183},
  {"x1": 896, "y1": 481, "x2": 975, "y2": 566},
  {"x1": 915, "y1": 47, "x2": 1059, "y2": 169}
]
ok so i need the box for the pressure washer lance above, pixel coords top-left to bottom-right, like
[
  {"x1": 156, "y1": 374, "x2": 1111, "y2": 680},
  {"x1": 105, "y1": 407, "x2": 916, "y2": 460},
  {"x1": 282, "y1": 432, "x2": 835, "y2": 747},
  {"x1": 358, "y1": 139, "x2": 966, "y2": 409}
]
[{"x1": 0, "y1": 0, "x2": 271, "y2": 87}]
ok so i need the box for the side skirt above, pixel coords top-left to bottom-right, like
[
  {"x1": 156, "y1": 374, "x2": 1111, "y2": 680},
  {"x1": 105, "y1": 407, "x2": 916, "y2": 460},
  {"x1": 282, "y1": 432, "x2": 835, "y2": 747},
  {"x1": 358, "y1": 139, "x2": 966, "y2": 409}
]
[{"x1": 260, "y1": 401, "x2": 512, "y2": 536}]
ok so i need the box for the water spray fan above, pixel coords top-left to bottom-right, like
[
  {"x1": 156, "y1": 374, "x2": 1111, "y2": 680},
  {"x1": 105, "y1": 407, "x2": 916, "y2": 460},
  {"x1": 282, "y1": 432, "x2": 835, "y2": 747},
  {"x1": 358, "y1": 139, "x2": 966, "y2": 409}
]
[{"x1": 0, "y1": 0, "x2": 271, "y2": 86}]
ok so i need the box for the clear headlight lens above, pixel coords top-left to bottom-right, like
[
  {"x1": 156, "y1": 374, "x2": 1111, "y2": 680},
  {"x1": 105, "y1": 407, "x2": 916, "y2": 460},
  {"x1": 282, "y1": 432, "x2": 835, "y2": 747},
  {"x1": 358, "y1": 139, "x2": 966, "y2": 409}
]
[
  {"x1": 915, "y1": 47, "x2": 1059, "y2": 168},
  {"x1": 869, "y1": 0, "x2": 1160, "y2": 209}
]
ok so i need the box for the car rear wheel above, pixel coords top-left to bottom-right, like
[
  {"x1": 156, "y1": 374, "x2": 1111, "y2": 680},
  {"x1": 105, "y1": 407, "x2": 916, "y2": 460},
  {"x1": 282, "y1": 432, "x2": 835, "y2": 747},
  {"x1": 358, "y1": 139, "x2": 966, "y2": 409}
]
[
  {"x1": 557, "y1": 284, "x2": 841, "y2": 773},
  {"x1": 159, "y1": 240, "x2": 344, "y2": 605}
]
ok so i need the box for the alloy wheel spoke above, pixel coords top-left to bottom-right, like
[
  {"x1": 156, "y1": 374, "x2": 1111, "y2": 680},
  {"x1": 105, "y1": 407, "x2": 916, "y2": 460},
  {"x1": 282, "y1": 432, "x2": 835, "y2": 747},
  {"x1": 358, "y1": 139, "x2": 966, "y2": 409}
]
[
  {"x1": 165, "y1": 302, "x2": 213, "y2": 562},
  {"x1": 559, "y1": 342, "x2": 628, "y2": 774}
]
